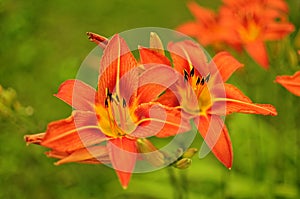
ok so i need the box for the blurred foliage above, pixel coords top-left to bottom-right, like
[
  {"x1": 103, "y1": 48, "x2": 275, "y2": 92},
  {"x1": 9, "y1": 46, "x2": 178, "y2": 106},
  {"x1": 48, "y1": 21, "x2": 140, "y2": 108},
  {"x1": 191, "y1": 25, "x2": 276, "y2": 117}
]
[
  {"x1": 0, "y1": 0, "x2": 299, "y2": 198},
  {"x1": 0, "y1": 85, "x2": 33, "y2": 120}
]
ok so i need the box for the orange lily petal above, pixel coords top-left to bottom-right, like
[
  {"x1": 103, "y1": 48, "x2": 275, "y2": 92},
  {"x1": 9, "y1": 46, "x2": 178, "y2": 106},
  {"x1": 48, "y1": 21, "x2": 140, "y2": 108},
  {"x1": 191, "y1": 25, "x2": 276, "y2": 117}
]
[
  {"x1": 264, "y1": 22, "x2": 295, "y2": 40},
  {"x1": 108, "y1": 137, "x2": 137, "y2": 189},
  {"x1": 211, "y1": 51, "x2": 244, "y2": 82},
  {"x1": 156, "y1": 88, "x2": 180, "y2": 107},
  {"x1": 212, "y1": 84, "x2": 278, "y2": 115},
  {"x1": 117, "y1": 67, "x2": 139, "y2": 106},
  {"x1": 98, "y1": 34, "x2": 138, "y2": 105},
  {"x1": 46, "y1": 150, "x2": 110, "y2": 164},
  {"x1": 54, "y1": 145, "x2": 109, "y2": 165},
  {"x1": 54, "y1": 79, "x2": 96, "y2": 111},
  {"x1": 187, "y1": 1, "x2": 216, "y2": 25},
  {"x1": 45, "y1": 150, "x2": 69, "y2": 159},
  {"x1": 41, "y1": 111, "x2": 106, "y2": 152},
  {"x1": 176, "y1": 22, "x2": 202, "y2": 37},
  {"x1": 137, "y1": 65, "x2": 178, "y2": 104},
  {"x1": 266, "y1": 0, "x2": 289, "y2": 12},
  {"x1": 244, "y1": 41, "x2": 269, "y2": 69},
  {"x1": 197, "y1": 115, "x2": 232, "y2": 168},
  {"x1": 133, "y1": 103, "x2": 191, "y2": 138},
  {"x1": 155, "y1": 109, "x2": 192, "y2": 137},
  {"x1": 139, "y1": 47, "x2": 171, "y2": 66},
  {"x1": 275, "y1": 71, "x2": 300, "y2": 96},
  {"x1": 182, "y1": 2, "x2": 227, "y2": 46},
  {"x1": 168, "y1": 40, "x2": 209, "y2": 76}
]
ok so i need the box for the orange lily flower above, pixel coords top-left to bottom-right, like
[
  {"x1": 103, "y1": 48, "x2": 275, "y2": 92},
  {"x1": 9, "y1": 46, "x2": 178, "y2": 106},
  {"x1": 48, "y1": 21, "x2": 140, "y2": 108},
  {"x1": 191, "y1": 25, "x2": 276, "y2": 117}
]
[
  {"x1": 177, "y1": 0, "x2": 294, "y2": 69},
  {"x1": 25, "y1": 34, "x2": 187, "y2": 189},
  {"x1": 176, "y1": 2, "x2": 227, "y2": 48},
  {"x1": 141, "y1": 39, "x2": 278, "y2": 168},
  {"x1": 275, "y1": 71, "x2": 300, "y2": 96},
  {"x1": 220, "y1": 0, "x2": 294, "y2": 68}
]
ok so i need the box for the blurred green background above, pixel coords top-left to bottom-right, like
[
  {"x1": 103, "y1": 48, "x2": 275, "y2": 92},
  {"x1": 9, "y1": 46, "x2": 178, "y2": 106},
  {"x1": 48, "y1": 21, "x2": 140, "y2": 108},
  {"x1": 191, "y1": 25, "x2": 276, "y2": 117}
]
[{"x1": 0, "y1": 0, "x2": 299, "y2": 198}]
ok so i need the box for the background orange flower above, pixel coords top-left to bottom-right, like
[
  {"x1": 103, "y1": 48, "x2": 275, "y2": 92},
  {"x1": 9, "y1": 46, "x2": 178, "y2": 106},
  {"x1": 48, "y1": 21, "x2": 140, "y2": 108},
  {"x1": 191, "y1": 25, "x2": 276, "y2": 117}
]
[
  {"x1": 275, "y1": 71, "x2": 300, "y2": 96},
  {"x1": 177, "y1": 0, "x2": 295, "y2": 69}
]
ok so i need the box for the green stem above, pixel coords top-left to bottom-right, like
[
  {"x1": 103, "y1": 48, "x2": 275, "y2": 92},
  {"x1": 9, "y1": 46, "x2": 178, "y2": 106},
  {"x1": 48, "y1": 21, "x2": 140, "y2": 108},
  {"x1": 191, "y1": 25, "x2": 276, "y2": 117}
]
[
  {"x1": 179, "y1": 170, "x2": 189, "y2": 199},
  {"x1": 167, "y1": 167, "x2": 188, "y2": 199}
]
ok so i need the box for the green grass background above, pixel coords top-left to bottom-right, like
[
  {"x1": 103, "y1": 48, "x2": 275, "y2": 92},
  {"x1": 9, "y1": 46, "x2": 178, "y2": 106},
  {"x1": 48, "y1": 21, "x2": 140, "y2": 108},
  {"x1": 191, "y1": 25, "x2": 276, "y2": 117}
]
[{"x1": 0, "y1": 0, "x2": 299, "y2": 198}]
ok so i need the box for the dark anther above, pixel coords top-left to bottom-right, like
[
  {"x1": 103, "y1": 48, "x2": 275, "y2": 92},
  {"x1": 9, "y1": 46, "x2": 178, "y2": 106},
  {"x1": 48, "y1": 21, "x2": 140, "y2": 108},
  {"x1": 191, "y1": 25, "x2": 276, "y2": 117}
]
[
  {"x1": 115, "y1": 94, "x2": 120, "y2": 103},
  {"x1": 104, "y1": 98, "x2": 109, "y2": 108},
  {"x1": 122, "y1": 98, "x2": 127, "y2": 108},
  {"x1": 196, "y1": 77, "x2": 201, "y2": 85},
  {"x1": 205, "y1": 73, "x2": 210, "y2": 82},
  {"x1": 184, "y1": 69, "x2": 189, "y2": 81},
  {"x1": 184, "y1": 74, "x2": 189, "y2": 81},
  {"x1": 108, "y1": 93, "x2": 112, "y2": 102},
  {"x1": 200, "y1": 77, "x2": 205, "y2": 85},
  {"x1": 106, "y1": 88, "x2": 112, "y2": 101},
  {"x1": 190, "y1": 67, "x2": 195, "y2": 77}
]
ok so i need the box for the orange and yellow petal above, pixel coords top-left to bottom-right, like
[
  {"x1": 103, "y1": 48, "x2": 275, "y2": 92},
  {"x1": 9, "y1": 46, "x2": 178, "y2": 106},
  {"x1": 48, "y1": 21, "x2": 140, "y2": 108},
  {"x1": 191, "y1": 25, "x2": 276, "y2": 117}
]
[
  {"x1": 98, "y1": 34, "x2": 138, "y2": 105},
  {"x1": 168, "y1": 40, "x2": 209, "y2": 76}
]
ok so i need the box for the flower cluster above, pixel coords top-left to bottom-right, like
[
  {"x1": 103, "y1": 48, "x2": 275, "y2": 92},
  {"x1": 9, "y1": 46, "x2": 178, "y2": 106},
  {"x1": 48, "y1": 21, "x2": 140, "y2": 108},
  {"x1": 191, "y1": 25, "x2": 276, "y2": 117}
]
[
  {"x1": 25, "y1": 32, "x2": 277, "y2": 189},
  {"x1": 177, "y1": 0, "x2": 295, "y2": 69}
]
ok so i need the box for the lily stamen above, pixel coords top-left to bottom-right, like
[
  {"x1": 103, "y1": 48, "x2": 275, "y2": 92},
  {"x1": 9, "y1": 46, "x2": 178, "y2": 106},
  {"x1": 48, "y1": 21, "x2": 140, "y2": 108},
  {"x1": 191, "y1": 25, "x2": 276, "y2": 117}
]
[
  {"x1": 104, "y1": 98, "x2": 109, "y2": 108},
  {"x1": 122, "y1": 98, "x2": 127, "y2": 108},
  {"x1": 205, "y1": 73, "x2": 210, "y2": 82},
  {"x1": 196, "y1": 77, "x2": 201, "y2": 85},
  {"x1": 183, "y1": 69, "x2": 189, "y2": 81},
  {"x1": 200, "y1": 77, "x2": 205, "y2": 85},
  {"x1": 190, "y1": 67, "x2": 195, "y2": 77}
]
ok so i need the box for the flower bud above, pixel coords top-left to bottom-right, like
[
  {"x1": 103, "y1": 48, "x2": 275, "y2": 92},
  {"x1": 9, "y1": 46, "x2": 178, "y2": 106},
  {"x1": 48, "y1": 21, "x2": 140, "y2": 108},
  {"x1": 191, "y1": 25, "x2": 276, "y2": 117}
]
[
  {"x1": 173, "y1": 158, "x2": 192, "y2": 169},
  {"x1": 182, "y1": 148, "x2": 198, "y2": 158}
]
